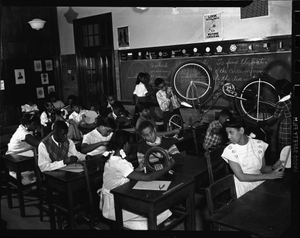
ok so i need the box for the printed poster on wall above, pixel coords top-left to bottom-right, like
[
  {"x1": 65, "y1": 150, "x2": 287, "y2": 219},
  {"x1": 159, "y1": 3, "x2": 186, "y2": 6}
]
[
  {"x1": 204, "y1": 13, "x2": 222, "y2": 41},
  {"x1": 14, "y1": 69, "x2": 25, "y2": 84}
]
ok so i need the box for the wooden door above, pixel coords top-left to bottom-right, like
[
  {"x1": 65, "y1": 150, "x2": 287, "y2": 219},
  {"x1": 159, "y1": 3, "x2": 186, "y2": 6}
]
[{"x1": 73, "y1": 13, "x2": 114, "y2": 110}]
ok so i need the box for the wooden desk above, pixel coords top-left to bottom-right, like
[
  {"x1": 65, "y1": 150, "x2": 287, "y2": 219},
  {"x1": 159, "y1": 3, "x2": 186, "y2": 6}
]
[
  {"x1": 43, "y1": 166, "x2": 103, "y2": 229},
  {"x1": 208, "y1": 171, "x2": 291, "y2": 237},
  {"x1": 172, "y1": 155, "x2": 212, "y2": 194},
  {"x1": 111, "y1": 174, "x2": 195, "y2": 230},
  {"x1": 1, "y1": 154, "x2": 36, "y2": 217}
]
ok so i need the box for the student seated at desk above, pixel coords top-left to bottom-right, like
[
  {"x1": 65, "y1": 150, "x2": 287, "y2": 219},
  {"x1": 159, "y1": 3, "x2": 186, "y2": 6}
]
[
  {"x1": 48, "y1": 91, "x2": 65, "y2": 110},
  {"x1": 21, "y1": 97, "x2": 39, "y2": 117},
  {"x1": 52, "y1": 110, "x2": 82, "y2": 141},
  {"x1": 81, "y1": 116, "x2": 117, "y2": 156},
  {"x1": 68, "y1": 103, "x2": 89, "y2": 126},
  {"x1": 99, "y1": 130, "x2": 174, "y2": 230},
  {"x1": 40, "y1": 101, "x2": 55, "y2": 137},
  {"x1": 221, "y1": 117, "x2": 284, "y2": 198},
  {"x1": 135, "y1": 102, "x2": 181, "y2": 138},
  {"x1": 38, "y1": 121, "x2": 92, "y2": 172},
  {"x1": 6, "y1": 114, "x2": 41, "y2": 184},
  {"x1": 203, "y1": 109, "x2": 232, "y2": 151},
  {"x1": 108, "y1": 101, "x2": 132, "y2": 129},
  {"x1": 136, "y1": 121, "x2": 184, "y2": 172},
  {"x1": 100, "y1": 94, "x2": 128, "y2": 117}
]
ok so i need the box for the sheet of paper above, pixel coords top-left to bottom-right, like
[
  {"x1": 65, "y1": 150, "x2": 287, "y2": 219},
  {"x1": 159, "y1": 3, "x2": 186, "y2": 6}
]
[
  {"x1": 133, "y1": 181, "x2": 171, "y2": 191},
  {"x1": 58, "y1": 163, "x2": 84, "y2": 173}
]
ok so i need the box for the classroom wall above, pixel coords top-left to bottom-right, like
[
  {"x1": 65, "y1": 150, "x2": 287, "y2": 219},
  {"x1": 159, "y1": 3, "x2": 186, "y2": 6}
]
[{"x1": 57, "y1": 2, "x2": 292, "y2": 55}]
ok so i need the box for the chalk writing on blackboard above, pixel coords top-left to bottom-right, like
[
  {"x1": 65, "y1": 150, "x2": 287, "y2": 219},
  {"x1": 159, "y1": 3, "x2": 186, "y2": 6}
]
[{"x1": 120, "y1": 52, "x2": 291, "y2": 102}]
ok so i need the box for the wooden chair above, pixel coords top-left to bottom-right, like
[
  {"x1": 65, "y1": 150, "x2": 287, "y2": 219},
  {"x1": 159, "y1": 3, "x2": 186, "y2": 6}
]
[
  {"x1": 204, "y1": 146, "x2": 230, "y2": 185},
  {"x1": 32, "y1": 148, "x2": 62, "y2": 225},
  {"x1": 190, "y1": 124, "x2": 209, "y2": 158},
  {"x1": 1, "y1": 150, "x2": 38, "y2": 217},
  {"x1": 205, "y1": 174, "x2": 237, "y2": 231},
  {"x1": 52, "y1": 156, "x2": 104, "y2": 230}
]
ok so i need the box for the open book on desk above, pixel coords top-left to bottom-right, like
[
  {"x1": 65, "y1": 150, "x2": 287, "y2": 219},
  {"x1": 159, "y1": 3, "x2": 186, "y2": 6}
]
[
  {"x1": 133, "y1": 181, "x2": 171, "y2": 191},
  {"x1": 59, "y1": 163, "x2": 84, "y2": 173}
]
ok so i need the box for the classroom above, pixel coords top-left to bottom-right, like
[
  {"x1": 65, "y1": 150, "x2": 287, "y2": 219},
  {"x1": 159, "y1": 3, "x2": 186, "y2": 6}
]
[{"x1": 0, "y1": 1, "x2": 297, "y2": 235}]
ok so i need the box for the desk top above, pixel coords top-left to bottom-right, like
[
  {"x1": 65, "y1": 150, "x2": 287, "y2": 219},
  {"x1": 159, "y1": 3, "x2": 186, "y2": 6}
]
[
  {"x1": 173, "y1": 155, "x2": 207, "y2": 178},
  {"x1": 209, "y1": 172, "x2": 291, "y2": 237},
  {"x1": 111, "y1": 174, "x2": 194, "y2": 203},
  {"x1": 1, "y1": 153, "x2": 34, "y2": 163}
]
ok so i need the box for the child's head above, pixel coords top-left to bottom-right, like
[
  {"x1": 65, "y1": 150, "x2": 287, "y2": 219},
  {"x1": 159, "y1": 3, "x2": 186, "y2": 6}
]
[
  {"x1": 44, "y1": 101, "x2": 54, "y2": 112},
  {"x1": 48, "y1": 92, "x2": 58, "y2": 102},
  {"x1": 218, "y1": 109, "x2": 233, "y2": 125},
  {"x1": 72, "y1": 103, "x2": 81, "y2": 113},
  {"x1": 144, "y1": 72, "x2": 150, "y2": 84},
  {"x1": 111, "y1": 101, "x2": 125, "y2": 117},
  {"x1": 223, "y1": 117, "x2": 247, "y2": 145},
  {"x1": 136, "y1": 72, "x2": 146, "y2": 84},
  {"x1": 96, "y1": 115, "x2": 117, "y2": 136},
  {"x1": 67, "y1": 95, "x2": 77, "y2": 105},
  {"x1": 274, "y1": 79, "x2": 292, "y2": 97},
  {"x1": 106, "y1": 94, "x2": 115, "y2": 105},
  {"x1": 138, "y1": 120, "x2": 157, "y2": 143},
  {"x1": 154, "y1": 78, "x2": 166, "y2": 91},
  {"x1": 110, "y1": 130, "x2": 131, "y2": 156},
  {"x1": 136, "y1": 102, "x2": 151, "y2": 117},
  {"x1": 53, "y1": 121, "x2": 68, "y2": 143},
  {"x1": 20, "y1": 114, "x2": 40, "y2": 131}
]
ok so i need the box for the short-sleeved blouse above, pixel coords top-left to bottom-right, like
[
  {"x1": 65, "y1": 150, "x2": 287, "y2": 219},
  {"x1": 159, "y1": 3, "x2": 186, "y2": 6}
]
[{"x1": 222, "y1": 137, "x2": 268, "y2": 198}]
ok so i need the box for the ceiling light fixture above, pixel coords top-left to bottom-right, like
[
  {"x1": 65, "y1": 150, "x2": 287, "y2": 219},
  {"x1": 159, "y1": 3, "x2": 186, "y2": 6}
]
[{"x1": 28, "y1": 18, "x2": 46, "y2": 30}]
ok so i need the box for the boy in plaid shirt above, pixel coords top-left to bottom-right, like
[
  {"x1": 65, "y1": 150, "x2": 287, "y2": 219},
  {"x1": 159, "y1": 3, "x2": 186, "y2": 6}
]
[{"x1": 203, "y1": 109, "x2": 232, "y2": 151}]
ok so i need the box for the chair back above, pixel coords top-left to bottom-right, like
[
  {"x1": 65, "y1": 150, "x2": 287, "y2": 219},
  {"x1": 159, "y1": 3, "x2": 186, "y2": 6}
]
[
  {"x1": 82, "y1": 156, "x2": 105, "y2": 228},
  {"x1": 205, "y1": 146, "x2": 229, "y2": 185},
  {"x1": 206, "y1": 174, "x2": 237, "y2": 217}
]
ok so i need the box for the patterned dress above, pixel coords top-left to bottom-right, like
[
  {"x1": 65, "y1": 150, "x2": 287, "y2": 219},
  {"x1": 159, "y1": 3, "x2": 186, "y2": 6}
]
[
  {"x1": 222, "y1": 137, "x2": 268, "y2": 198},
  {"x1": 273, "y1": 95, "x2": 291, "y2": 150}
]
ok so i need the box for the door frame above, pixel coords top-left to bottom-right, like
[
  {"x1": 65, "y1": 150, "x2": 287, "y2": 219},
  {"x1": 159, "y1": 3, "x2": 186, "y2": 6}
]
[{"x1": 73, "y1": 12, "x2": 115, "y2": 109}]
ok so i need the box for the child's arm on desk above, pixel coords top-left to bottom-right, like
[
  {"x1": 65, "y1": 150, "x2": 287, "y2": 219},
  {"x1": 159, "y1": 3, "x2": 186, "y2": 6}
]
[{"x1": 128, "y1": 157, "x2": 175, "y2": 181}]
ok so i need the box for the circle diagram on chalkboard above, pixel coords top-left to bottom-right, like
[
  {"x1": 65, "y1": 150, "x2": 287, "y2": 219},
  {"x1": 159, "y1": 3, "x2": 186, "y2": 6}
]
[
  {"x1": 172, "y1": 61, "x2": 214, "y2": 104},
  {"x1": 127, "y1": 62, "x2": 148, "y2": 79}
]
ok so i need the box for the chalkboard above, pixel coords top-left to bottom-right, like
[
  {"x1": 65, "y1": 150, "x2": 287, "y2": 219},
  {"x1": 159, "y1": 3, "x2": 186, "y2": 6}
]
[{"x1": 120, "y1": 52, "x2": 291, "y2": 108}]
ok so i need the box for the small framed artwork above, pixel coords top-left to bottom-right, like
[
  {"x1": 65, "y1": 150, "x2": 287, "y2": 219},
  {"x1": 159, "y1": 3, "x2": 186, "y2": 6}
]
[
  {"x1": 118, "y1": 26, "x2": 130, "y2": 49},
  {"x1": 14, "y1": 69, "x2": 26, "y2": 84},
  {"x1": 36, "y1": 87, "x2": 45, "y2": 99},
  {"x1": 34, "y1": 60, "x2": 42, "y2": 72},
  {"x1": 45, "y1": 60, "x2": 53, "y2": 71},
  {"x1": 41, "y1": 73, "x2": 49, "y2": 84},
  {"x1": 47, "y1": 85, "x2": 55, "y2": 94}
]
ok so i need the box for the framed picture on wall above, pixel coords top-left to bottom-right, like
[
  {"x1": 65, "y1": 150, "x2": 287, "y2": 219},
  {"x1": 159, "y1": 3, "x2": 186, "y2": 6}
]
[
  {"x1": 45, "y1": 60, "x2": 53, "y2": 71},
  {"x1": 14, "y1": 69, "x2": 26, "y2": 84},
  {"x1": 41, "y1": 73, "x2": 49, "y2": 84},
  {"x1": 36, "y1": 87, "x2": 45, "y2": 99},
  {"x1": 34, "y1": 60, "x2": 42, "y2": 72},
  {"x1": 118, "y1": 26, "x2": 130, "y2": 49},
  {"x1": 47, "y1": 85, "x2": 55, "y2": 94}
]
